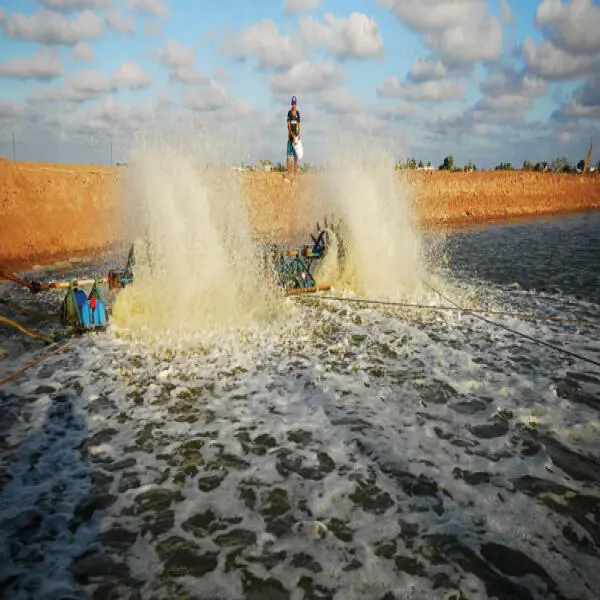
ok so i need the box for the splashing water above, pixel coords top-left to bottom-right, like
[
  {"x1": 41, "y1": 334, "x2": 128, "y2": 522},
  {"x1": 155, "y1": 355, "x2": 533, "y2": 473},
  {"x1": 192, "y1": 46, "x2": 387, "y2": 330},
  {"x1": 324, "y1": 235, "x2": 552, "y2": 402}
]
[
  {"x1": 310, "y1": 138, "x2": 445, "y2": 301},
  {"x1": 111, "y1": 134, "x2": 282, "y2": 343}
]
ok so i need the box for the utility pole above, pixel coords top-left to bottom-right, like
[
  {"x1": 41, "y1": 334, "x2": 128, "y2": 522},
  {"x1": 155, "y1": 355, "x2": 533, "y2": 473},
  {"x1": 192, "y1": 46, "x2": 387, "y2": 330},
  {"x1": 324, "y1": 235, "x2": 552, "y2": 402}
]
[{"x1": 12, "y1": 131, "x2": 16, "y2": 161}]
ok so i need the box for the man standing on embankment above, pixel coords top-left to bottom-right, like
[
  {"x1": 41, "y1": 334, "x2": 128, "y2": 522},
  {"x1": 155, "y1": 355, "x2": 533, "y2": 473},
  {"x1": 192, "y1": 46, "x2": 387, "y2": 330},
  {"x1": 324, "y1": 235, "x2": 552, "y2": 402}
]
[{"x1": 286, "y1": 96, "x2": 300, "y2": 181}]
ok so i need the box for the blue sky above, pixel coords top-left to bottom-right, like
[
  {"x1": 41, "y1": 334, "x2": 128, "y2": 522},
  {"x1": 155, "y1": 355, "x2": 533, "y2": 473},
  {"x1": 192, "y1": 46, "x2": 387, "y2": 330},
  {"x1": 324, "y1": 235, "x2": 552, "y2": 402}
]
[{"x1": 0, "y1": 0, "x2": 599, "y2": 168}]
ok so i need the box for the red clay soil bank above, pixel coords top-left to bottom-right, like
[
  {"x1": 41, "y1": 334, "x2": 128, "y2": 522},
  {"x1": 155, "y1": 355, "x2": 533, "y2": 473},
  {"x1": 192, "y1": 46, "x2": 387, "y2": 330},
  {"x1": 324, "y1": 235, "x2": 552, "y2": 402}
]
[
  {"x1": 403, "y1": 170, "x2": 600, "y2": 228},
  {"x1": 1, "y1": 159, "x2": 599, "y2": 271},
  {"x1": 0, "y1": 159, "x2": 124, "y2": 271}
]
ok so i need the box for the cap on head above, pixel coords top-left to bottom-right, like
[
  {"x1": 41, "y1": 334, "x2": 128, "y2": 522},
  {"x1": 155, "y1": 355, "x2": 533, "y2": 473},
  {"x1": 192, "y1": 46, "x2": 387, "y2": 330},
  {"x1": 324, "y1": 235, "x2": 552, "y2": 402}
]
[{"x1": 291, "y1": 96, "x2": 297, "y2": 105}]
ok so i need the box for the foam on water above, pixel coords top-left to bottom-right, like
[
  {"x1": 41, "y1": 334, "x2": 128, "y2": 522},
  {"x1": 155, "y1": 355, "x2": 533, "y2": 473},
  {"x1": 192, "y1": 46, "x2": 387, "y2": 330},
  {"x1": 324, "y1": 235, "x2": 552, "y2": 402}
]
[
  {"x1": 110, "y1": 132, "x2": 282, "y2": 344},
  {"x1": 2, "y1": 259, "x2": 599, "y2": 599}
]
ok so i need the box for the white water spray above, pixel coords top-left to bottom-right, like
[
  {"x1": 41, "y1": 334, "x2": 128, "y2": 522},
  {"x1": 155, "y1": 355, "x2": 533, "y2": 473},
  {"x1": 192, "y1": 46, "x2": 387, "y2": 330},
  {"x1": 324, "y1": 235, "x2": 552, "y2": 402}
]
[
  {"x1": 312, "y1": 137, "x2": 434, "y2": 300},
  {"x1": 111, "y1": 132, "x2": 281, "y2": 341}
]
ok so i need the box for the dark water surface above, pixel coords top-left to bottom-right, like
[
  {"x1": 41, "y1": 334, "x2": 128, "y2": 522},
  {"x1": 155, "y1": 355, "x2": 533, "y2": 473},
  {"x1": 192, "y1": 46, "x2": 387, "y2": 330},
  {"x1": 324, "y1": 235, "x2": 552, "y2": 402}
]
[
  {"x1": 1, "y1": 212, "x2": 599, "y2": 600},
  {"x1": 445, "y1": 210, "x2": 600, "y2": 304}
]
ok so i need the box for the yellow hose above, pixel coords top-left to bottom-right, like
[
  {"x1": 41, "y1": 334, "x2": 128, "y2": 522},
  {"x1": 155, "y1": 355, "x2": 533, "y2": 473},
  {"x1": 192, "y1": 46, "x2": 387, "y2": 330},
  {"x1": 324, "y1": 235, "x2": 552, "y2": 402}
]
[
  {"x1": 0, "y1": 342, "x2": 72, "y2": 387},
  {"x1": 0, "y1": 315, "x2": 53, "y2": 344},
  {"x1": 0, "y1": 298, "x2": 55, "y2": 320}
]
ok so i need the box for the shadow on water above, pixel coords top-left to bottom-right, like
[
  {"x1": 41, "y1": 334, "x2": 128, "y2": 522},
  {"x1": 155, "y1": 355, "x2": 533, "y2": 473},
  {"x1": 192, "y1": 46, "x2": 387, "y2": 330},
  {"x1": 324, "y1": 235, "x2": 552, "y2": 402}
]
[{"x1": 0, "y1": 379, "x2": 99, "y2": 600}]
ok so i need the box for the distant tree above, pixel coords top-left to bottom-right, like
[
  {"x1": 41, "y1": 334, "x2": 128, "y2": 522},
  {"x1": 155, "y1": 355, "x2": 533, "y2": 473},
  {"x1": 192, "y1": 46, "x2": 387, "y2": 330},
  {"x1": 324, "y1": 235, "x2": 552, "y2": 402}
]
[
  {"x1": 495, "y1": 162, "x2": 513, "y2": 171},
  {"x1": 551, "y1": 156, "x2": 570, "y2": 172},
  {"x1": 439, "y1": 155, "x2": 454, "y2": 170},
  {"x1": 577, "y1": 159, "x2": 586, "y2": 171},
  {"x1": 534, "y1": 161, "x2": 548, "y2": 172},
  {"x1": 522, "y1": 160, "x2": 534, "y2": 171},
  {"x1": 427, "y1": 161, "x2": 432, "y2": 168},
  {"x1": 418, "y1": 160, "x2": 424, "y2": 169},
  {"x1": 407, "y1": 157, "x2": 417, "y2": 169}
]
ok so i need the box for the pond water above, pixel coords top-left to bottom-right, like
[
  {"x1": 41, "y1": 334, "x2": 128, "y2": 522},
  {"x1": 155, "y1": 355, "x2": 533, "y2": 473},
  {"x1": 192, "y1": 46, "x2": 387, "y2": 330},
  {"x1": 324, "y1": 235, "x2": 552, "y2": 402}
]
[{"x1": 0, "y1": 211, "x2": 599, "y2": 600}]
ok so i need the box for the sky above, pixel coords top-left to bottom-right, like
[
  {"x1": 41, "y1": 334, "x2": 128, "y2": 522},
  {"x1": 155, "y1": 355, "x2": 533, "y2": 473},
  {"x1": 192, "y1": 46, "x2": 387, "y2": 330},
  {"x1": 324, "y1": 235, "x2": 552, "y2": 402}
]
[{"x1": 0, "y1": 0, "x2": 599, "y2": 169}]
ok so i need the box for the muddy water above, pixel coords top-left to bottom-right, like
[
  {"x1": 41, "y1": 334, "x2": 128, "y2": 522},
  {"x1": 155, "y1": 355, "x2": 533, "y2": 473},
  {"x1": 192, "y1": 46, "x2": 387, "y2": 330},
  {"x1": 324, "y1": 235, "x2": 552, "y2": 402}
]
[{"x1": 1, "y1": 212, "x2": 599, "y2": 600}]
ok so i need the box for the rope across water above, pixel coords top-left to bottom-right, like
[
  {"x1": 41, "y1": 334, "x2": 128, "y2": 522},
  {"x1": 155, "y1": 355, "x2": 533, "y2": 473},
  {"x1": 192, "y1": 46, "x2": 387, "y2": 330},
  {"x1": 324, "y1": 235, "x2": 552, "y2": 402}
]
[{"x1": 292, "y1": 282, "x2": 600, "y2": 370}]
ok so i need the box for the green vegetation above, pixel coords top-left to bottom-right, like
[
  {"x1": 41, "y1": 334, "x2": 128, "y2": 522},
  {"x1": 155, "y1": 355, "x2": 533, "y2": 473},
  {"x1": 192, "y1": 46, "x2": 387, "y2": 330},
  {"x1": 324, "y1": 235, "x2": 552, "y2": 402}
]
[
  {"x1": 392, "y1": 154, "x2": 598, "y2": 174},
  {"x1": 439, "y1": 155, "x2": 454, "y2": 171}
]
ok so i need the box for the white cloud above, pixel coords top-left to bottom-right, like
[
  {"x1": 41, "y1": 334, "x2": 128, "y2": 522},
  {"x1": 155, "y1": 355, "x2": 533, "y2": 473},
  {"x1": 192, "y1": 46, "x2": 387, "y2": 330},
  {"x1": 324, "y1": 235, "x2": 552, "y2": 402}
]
[
  {"x1": 408, "y1": 57, "x2": 447, "y2": 81},
  {"x1": 1, "y1": 9, "x2": 104, "y2": 45},
  {"x1": 62, "y1": 96, "x2": 159, "y2": 136},
  {"x1": 30, "y1": 62, "x2": 153, "y2": 103},
  {"x1": 0, "y1": 48, "x2": 63, "y2": 80},
  {"x1": 299, "y1": 12, "x2": 385, "y2": 60},
  {"x1": 376, "y1": 101, "x2": 419, "y2": 120},
  {"x1": 220, "y1": 19, "x2": 298, "y2": 70},
  {"x1": 408, "y1": 56, "x2": 473, "y2": 82},
  {"x1": 522, "y1": 1, "x2": 600, "y2": 85},
  {"x1": 523, "y1": 37, "x2": 598, "y2": 79},
  {"x1": 377, "y1": 75, "x2": 464, "y2": 101},
  {"x1": 39, "y1": 0, "x2": 110, "y2": 9},
  {"x1": 377, "y1": 0, "x2": 502, "y2": 65},
  {"x1": 557, "y1": 131, "x2": 573, "y2": 144},
  {"x1": 0, "y1": 99, "x2": 27, "y2": 120},
  {"x1": 268, "y1": 60, "x2": 344, "y2": 94},
  {"x1": 471, "y1": 107, "x2": 526, "y2": 125},
  {"x1": 535, "y1": 0, "x2": 600, "y2": 55},
  {"x1": 170, "y1": 65, "x2": 210, "y2": 85},
  {"x1": 213, "y1": 67, "x2": 229, "y2": 83},
  {"x1": 423, "y1": 16, "x2": 502, "y2": 65},
  {"x1": 155, "y1": 39, "x2": 209, "y2": 84},
  {"x1": 183, "y1": 87, "x2": 254, "y2": 124},
  {"x1": 478, "y1": 94, "x2": 532, "y2": 112},
  {"x1": 221, "y1": 12, "x2": 383, "y2": 71},
  {"x1": 558, "y1": 75, "x2": 600, "y2": 119},
  {"x1": 58, "y1": 69, "x2": 110, "y2": 100},
  {"x1": 377, "y1": 0, "x2": 484, "y2": 31},
  {"x1": 284, "y1": 0, "x2": 320, "y2": 13},
  {"x1": 183, "y1": 81, "x2": 232, "y2": 113},
  {"x1": 126, "y1": 0, "x2": 169, "y2": 19},
  {"x1": 425, "y1": 107, "x2": 518, "y2": 139},
  {"x1": 561, "y1": 101, "x2": 600, "y2": 120},
  {"x1": 350, "y1": 112, "x2": 389, "y2": 136},
  {"x1": 105, "y1": 9, "x2": 136, "y2": 34},
  {"x1": 112, "y1": 62, "x2": 152, "y2": 88},
  {"x1": 481, "y1": 68, "x2": 546, "y2": 98},
  {"x1": 72, "y1": 41, "x2": 95, "y2": 62},
  {"x1": 156, "y1": 39, "x2": 195, "y2": 69},
  {"x1": 317, "y1": 88, "x2": 365, "y2": 113}
]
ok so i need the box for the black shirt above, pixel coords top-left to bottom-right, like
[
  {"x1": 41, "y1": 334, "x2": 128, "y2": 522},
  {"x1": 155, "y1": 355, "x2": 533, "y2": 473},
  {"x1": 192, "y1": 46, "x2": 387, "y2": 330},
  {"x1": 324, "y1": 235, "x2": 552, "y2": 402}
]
[{"x1": 287, "y1": 109, "x2": 300, "y2": 138}]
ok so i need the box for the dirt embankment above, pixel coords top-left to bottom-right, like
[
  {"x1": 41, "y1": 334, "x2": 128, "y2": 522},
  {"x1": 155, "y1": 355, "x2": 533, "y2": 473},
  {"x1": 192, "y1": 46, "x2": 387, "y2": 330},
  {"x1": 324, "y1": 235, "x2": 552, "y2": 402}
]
[
  {"x1": 0, "y1": 160, "x2": 124, "y2": 271},
  {"x1": 1, "y1": 159, "x2": 599, "y2": 271},
  {"x1": 402, "y1": 170, "x2": 600, "y2": 227}
]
